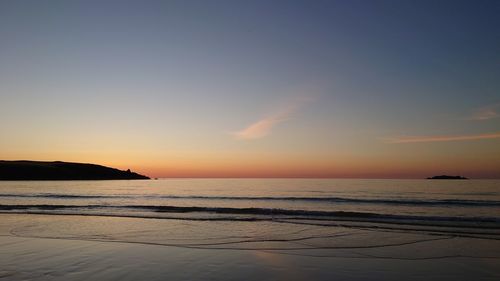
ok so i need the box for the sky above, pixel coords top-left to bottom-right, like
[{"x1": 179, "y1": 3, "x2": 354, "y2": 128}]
[{"x1": 0, "y1": 0, "x2": 499, "y2": 178}]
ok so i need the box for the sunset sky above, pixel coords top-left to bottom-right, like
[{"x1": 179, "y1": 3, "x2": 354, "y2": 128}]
[{"x1": 1, "y1": 0, "x2": 499, "y2": 178}]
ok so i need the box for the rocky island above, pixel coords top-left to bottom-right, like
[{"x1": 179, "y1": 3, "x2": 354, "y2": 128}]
[
  {"x1": 427, "y1": 175, "x2": 468, "y2": 180},
  {"x1": 0, "y1": 160, "x2": 150, "y2": 180}
]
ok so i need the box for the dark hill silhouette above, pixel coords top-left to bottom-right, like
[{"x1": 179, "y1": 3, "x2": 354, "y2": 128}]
[
  {"x1": 0, "y1": 160, "x2": 149, "y2": 180},
  {"x1": 427, "y1": 175, "x2": 468, "y2": 180}
]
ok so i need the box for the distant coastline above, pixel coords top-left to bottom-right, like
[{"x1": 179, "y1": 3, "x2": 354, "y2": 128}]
[
  {"x1": 427, "y1": 175, "x2": 468, "y2": 180},
  {"x1": 0, "y1": 160, "x2": 149, "y2": 180}
]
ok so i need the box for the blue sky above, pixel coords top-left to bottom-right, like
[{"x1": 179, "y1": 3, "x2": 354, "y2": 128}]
[{"x1": 1, "y1": 0, "x2": 499, "y2": 177}]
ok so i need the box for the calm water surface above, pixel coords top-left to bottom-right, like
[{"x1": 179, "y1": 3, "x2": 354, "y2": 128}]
[
  {"x1": 0, "y1": 178, "x2": 498, "y2": 221},
  {"x1": 1, "y1": 179, "x2": 500, "y2": 280}
]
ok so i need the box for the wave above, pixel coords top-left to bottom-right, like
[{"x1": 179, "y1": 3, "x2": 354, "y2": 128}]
[
  {"x1": 1, "y1": 193, "x2": 499, "y2": 207},
  {"x1": 1, "y1": 204, "x2": 499, "y2": 228}
]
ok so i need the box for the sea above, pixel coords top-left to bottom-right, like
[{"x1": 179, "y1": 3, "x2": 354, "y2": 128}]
[
  {"x1": 1, "y1": 179, "x2": 499, "y2": 281},
  {"x1": 0, "y1": 179, "x2": 499, "y2": 225}
]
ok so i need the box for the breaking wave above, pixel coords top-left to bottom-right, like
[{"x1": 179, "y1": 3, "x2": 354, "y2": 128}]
[
  {"x1": 1, "y1": 193, "x2": 499, "y2": 207},
  {"x1": 1, "y1": 204, "x2": 499, "y2": 229}
]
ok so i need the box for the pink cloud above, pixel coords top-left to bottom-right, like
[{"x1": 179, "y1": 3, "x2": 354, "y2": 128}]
[
  {"x1": 383, "y1": 132, "x2": 500, "y2": 144},
  {"x1": 232, "y1": 97, "x2": 312, "y2": 140},
  {"x1": 467, "y1": 103, "x2": 500, "y2": 121}
]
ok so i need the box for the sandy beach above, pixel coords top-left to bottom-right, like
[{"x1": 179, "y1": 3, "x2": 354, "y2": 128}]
[{"x1": 1, "y1": 213, "x2": 499, "y2": 281}]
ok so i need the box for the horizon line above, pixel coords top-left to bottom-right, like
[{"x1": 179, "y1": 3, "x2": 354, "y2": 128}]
[{"x1": 149, "y1": 176, "x2": 499, "y2": 180}]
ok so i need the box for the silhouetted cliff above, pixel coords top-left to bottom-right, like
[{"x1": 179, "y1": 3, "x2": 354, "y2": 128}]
[{"x1": 0, "y1": 161, "x2": 150, "y2": 180}]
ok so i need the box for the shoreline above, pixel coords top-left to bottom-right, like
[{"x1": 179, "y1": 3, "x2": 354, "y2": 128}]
[{"x1": 1, "y1": 213, "x2": 500, "y2": 280}]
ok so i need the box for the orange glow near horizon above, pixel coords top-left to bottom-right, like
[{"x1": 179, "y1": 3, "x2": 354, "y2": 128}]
[
  {"x1": 2, "y1": 137, "x2": 500, "y2": 179},
  {"x1": 111, "y1": 154, "x2": 497, "y2": 178}
]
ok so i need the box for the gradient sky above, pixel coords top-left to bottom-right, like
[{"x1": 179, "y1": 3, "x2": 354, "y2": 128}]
[{"x1": 1, "y1": 0, "x2": 499, "y2": 178}]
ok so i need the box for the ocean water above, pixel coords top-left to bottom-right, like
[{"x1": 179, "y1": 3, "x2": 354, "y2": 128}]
[
  {"x1": 0, "y1": 179, "x2": 499, "y2": 223},
  {"x1": 0, "y1": 179, "x2": 499, "y2": 262},
  {"x1": 1, "y1": 179, "x2": 500, "y2": 280}
]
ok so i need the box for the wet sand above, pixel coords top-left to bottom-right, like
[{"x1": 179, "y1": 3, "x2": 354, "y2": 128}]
[{"x1": 1, "y1": 214, "x2": 499, "y2": 281}]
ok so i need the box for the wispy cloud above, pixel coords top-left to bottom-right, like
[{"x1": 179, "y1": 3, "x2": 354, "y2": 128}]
[
  {"x1": 466, "y1": 103, "x2": 500, "y2": 121},
  {"x1": 383, "y1": 132, "x2": 500, "y2": 144},
  {"x1": 232, "y1": 97, "x2": 312, "y2": 140}
]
